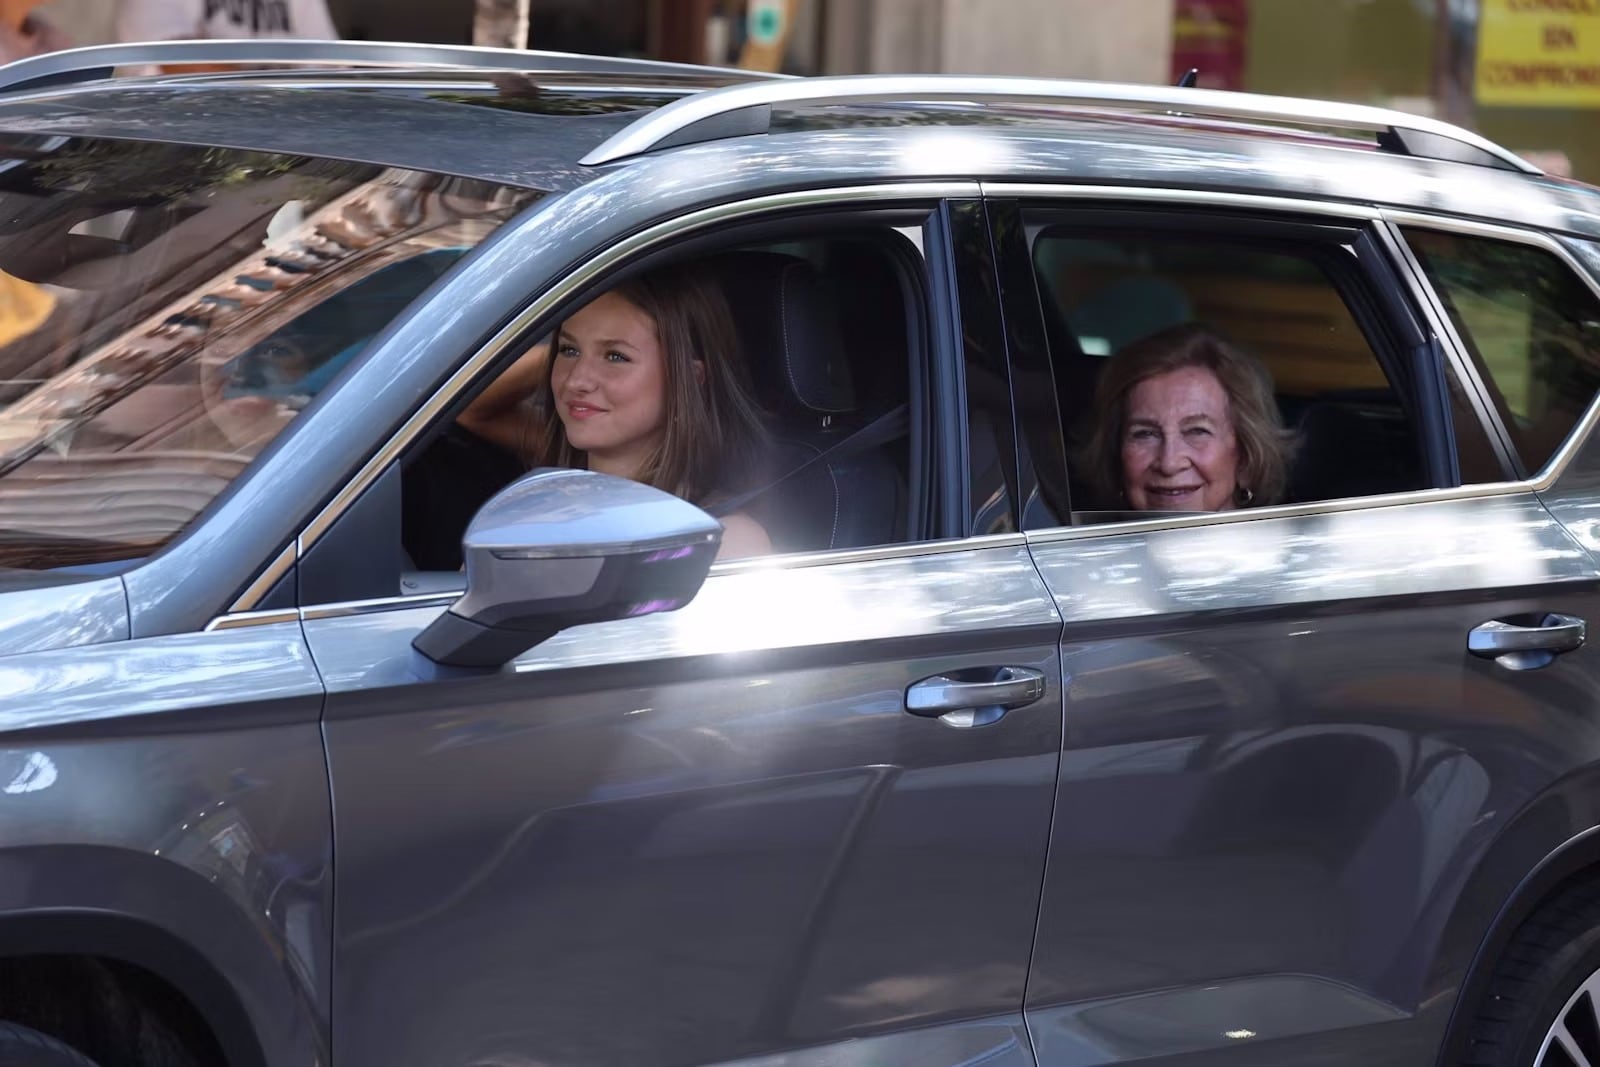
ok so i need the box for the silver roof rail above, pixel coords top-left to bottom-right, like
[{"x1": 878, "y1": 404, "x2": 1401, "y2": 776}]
[
  {"x1": 579, "y1": 74, "x2": 1539, "y2": 174},
  {"x1": 0, "y1": 38, "x2": 785, "y2": 94}
]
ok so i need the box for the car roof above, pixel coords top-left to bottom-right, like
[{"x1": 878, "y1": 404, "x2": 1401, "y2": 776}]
[
  {"x1": 0, "y1": 46, "x2": 1594, "y2": 239},
  {"x1": 0, "y1": 72, "x2": 722, "y2": 192}
]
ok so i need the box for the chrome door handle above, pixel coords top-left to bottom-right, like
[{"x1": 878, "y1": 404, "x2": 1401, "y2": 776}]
[
  {"x1": 906, "y1": 667, "x2": 1046, "y2": 728},
  {"x1": 1469, "y1": 613, "x2": 1586, "y2": 670}
]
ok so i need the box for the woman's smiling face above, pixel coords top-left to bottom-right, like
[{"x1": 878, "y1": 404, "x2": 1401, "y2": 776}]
[
  {"x1": 550, "y1": 290, "x2": 669, "y2": 480},
  {"x1": 1120, "y1": 365, "x2": 1241, "y2": 512}
]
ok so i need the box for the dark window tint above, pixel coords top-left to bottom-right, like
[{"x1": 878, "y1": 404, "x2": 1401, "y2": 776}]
[
  {"x1": 1448, "y1": 370, "x2": 1511, "y2": 485},
  {"x1": 0, "y1": 137, "x2": 535, "y2": 571},
  {"x1": 1029, "y1": 229, "x2": 1424, "y2": 522},
  {"x1": 1406, "y1": 228, "x2": 1600, "y2": 476}
]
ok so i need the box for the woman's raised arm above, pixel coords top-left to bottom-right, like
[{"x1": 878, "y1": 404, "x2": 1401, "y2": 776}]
[{"x1": 456, "y1": 338, "x2": 551, "y2": 459}]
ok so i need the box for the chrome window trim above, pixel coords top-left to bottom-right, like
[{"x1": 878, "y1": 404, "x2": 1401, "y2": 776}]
[
  {"x1": 1024, "y1": 480, "x2": 1533, "y2": 547},
  {"x1": 221, "y1": 181, "x2": 977, "y2": 618},
  {"x1": 1382, "y1": 208, "x2": 1600, "y2": 493},
  {"x1": 266, "y1": 535, "x2": 1033, "y2": 625},
  {"x1": 709, "y1": 533, "x2": 1029, "y2": 573},
  {"x1": 978, "y1": 182, "x2": 1384, "y2": 221},
  {"x1": 300, "y1": 591, "x2": 464, "y2": 622},
  {"x1": 202, "y1": 608, "x2": 301, "y2": 632},
  {"x1": 230, "y1": 543, "x2": 298, "y2": 618},
  {"x1": 208, "y1": 591, "x2": 465, "y2": 630}
]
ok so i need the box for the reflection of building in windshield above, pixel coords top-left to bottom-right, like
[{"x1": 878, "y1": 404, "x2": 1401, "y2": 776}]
[
  {"x1": 0, "y1": 139, "x2": 536, "y2": 569},
  {"x1": 3, "y1": 170, "x2": 525, "y2": 462}
]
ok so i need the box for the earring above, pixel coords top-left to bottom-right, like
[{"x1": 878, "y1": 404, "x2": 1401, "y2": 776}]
[{"x1": 1235, "y1": 486, "x2": 1255, "y2": 506}]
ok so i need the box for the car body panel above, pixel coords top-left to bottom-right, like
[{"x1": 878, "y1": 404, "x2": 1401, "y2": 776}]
[
  {"x1": 0, "y1": 620, "x2": 331, "y2": 1064},
  {"x1": 1020, "y1": 492, "x2": 1600, "y2": 1063},
  {"x1": 310, "y1": 545, "x2": 1062, "y2": 1066},
  {"x1": 1425, "y1": 764, "x2": 1600, "y2": 1066},
  {"x1": 0, "y1": 574, "x2": 127, "y2": 657}
]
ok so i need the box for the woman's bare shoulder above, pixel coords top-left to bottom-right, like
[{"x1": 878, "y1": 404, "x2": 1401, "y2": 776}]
[{"x1": 717, "y1": 511, "x2": 772, "y2": 561}]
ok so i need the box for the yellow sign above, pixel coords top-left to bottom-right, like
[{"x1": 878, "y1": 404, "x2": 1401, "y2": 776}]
[{"x1": 1477, "y1": 0, "x2": 1600, "y2": 107}]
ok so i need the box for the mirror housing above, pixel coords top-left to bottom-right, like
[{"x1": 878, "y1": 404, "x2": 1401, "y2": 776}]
[{"x1": 412, "y1": 468, "x2": 722, "y2": 668}]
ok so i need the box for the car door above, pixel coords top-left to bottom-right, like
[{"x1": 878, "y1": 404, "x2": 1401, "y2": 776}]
[
  {"x1": 306, "y1": 191, "x2": 1064, "y2": 1067},
  {"x1": 986, "y1": 191, "x2": 1600, "y2": 1066}
]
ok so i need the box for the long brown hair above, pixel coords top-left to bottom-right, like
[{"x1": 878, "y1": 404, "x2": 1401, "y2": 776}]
[
  {"x1": 527, "y1": 264, "x2": 769, "y2": 505},
  {"x1": 1083, "y1": 324, "x2": 1296, "y2": 508}
]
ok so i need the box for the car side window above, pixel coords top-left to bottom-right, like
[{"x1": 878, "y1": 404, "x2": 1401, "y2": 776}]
[
  {"x1": 1405, "y1": 227, "x2": 1600, "y2": 477},
  {"x1": 384, "y1": 221, "x2": 933, "y2": 586},
  {"x1": 1024, "y1": 224, "x2": 1431, "y2": 526}
]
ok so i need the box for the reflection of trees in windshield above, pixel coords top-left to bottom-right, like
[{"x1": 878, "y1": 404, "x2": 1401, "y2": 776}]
[
  {"x1": 2, "y1": 173, "x2": 531, "y2": 467},
  {"x1": 31, "y1": 142, "x2": 326, "y2": 200},
  {"x1": 1409, "y1": 229, "x2": 1600, "y2": 465}
]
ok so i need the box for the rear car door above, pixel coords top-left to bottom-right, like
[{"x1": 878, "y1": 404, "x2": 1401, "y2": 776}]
[
  {"x1": 305, "y1": 189, "x2": 1064, "y2": 1067},
  {"x1": 985, "y1": 191, "x2": 1600, "y2": 1065}
]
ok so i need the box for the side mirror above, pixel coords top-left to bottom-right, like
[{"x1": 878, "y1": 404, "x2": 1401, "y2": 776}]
[{"x1": 412, "y1": 468, "x2": 722, "y2": 668}]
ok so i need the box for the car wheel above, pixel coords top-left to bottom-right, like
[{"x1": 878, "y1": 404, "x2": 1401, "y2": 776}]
[
  {"x1": 1463, "y1": 880, "x2": 1600, "y2": 1066},
  {"x1": 0, "y1": 1023, "x2": 99, "y2": 1067}
]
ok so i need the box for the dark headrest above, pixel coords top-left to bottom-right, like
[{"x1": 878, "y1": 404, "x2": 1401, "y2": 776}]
[
  {"x1": 1288, "y1": 399, "x2": 1423, "y2": 503},
  {"x1": 703, "y1": 251, "x2": 856, "y2": 416}
]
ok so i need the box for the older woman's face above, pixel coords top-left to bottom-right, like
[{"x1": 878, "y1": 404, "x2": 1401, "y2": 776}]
[{"x1": 1120, "y1": 366, "x2": 1241, "y2": 512}]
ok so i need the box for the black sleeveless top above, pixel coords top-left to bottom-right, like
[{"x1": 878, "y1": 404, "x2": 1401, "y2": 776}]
[
  {"x1": 401, "y1": 425, "x2": 525, "y2": 572},
  {"x1": 401, "y1": 424, "x2": 772, "y2": 569}
]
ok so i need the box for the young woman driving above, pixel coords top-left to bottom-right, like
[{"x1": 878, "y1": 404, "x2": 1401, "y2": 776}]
[{"x1": 459, "y1": 264, "x2": 773, "y2": 561}]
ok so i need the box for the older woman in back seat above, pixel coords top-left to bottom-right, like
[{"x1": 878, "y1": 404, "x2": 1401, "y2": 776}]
[{"x1": 1084, "y1": 323, "x2": 1296, "y2": 513}]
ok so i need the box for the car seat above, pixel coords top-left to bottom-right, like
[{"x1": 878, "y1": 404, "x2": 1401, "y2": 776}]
[
  {"x1": 704, "y1": 250, "x2": 904, "y2": 552},
  {"x1": 1285, "y1": 395, "x2": 1426, "y2": 503}
]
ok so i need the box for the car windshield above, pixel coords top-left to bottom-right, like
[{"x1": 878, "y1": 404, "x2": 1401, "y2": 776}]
[{"x1": 0, "y1": 135, "x2": 537, "y2": 571}]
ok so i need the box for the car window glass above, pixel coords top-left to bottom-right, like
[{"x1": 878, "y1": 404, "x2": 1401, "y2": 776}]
[
  {"x1": 1447, "y1": 369, "x2": 1513, "y2": 485},
  {"x1": 1405, "y1": 228, "x2": 1600, "y2": 477},
  {"x1": 1026, "y1": 227, "x2": 1426, "y2": 527},
  {"x1": 0, "y1": 136, "x2": 536, "y2": 572},
  {"x1": 393, "y1": 227, "x2": 926, "y2": 579}
]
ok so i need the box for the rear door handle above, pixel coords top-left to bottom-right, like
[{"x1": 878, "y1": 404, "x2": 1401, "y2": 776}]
[
  {"x1": 1469, "y1": 613, "x2": 1586, "y2": 670},
  {"x1": 906, "y1": 667, "x2": 1045, "y2": 728}
]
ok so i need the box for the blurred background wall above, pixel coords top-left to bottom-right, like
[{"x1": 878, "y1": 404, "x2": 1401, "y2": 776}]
[{"x1": 36, "y1": 0, "x2": 116, "y2": 44}]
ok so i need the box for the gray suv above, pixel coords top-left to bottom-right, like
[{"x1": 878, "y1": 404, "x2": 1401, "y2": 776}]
[{"x1": 2, "y1": 37, "x2": 1600, "y2": 1067}]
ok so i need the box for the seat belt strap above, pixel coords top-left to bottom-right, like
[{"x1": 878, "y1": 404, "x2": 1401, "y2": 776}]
[{"x1": 709, "y1": 403, "x2": 909, "y2": 517}]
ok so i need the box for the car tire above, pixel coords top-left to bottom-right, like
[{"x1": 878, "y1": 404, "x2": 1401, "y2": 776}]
[
  {"x1": 1462, "y1": 879, "x2": 1600, "y2": 1065},
  {"x1": 0, "y1": 1023, "x2": 99, "y2": 1067}
]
